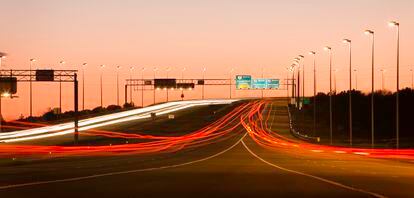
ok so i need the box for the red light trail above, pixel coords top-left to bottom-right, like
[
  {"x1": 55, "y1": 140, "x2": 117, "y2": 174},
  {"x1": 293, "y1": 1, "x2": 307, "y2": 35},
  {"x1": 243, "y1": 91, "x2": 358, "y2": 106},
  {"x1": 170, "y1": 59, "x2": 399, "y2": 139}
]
[
  {"x1": 0, "y1": 102, "x2": 252, "y2": 158},
  {"x1": 241, "y1": 100, "x2": 414, "y2": 160},
  {"x1": 2, "y1": 100, "x2": 414, "y2": 160}
]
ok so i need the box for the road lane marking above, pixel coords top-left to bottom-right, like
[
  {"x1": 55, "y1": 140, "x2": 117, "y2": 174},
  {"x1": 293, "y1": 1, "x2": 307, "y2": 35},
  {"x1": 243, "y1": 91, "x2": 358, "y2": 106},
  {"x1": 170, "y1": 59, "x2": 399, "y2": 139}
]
[
  {"x1": 241, "y1": 139, "x2": 387, "y2": 198},
  {"x1": 0, "y1": 133, "x2": 247, "y2": 190}
]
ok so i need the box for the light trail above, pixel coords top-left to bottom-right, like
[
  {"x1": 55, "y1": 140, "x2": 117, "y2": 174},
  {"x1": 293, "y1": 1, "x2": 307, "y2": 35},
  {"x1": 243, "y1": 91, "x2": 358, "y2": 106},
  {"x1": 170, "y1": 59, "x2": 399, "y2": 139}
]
[
  {"x1": 0, "y1": 100, "x2": 251, "y2": 157},
  {"x1": 0, "y1": 99, "x2": 237, "y2": 143},
  {"x1": 241, "y1": 100, "x2": 414, "y2": 160}
]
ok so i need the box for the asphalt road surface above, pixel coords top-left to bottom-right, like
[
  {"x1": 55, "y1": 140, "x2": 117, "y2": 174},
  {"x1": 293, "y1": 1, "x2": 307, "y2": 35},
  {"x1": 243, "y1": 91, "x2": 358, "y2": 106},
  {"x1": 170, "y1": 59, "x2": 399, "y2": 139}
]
[{"x1": 0, "y1": 99, "x2": 413, "y2": 198}]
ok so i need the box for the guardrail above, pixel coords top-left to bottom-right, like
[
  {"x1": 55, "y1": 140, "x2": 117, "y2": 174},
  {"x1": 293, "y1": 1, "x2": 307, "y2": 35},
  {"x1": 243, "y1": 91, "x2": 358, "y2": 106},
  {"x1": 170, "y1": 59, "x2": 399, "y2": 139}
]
[{"x1": 287, "y1": 105, "x2": 320, "y2": 143}]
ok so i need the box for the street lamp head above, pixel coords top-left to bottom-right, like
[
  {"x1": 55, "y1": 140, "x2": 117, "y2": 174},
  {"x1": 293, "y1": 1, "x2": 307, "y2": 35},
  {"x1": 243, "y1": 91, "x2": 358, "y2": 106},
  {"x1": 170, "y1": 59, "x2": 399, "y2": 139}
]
[
  {"x1": 364, "y1": 30, "x2": 374, "y2": 35},
  {"x1": 294, "y1": 57, "x2": 300, "y2": 61},
  {"x1": 59, "y1": 61, "x2": 65, "y2": 64},
  {"x1": 1, "y1": 92, "x2": 11, "y2": 98},
  {"x1": 298, "y1": 55, "x2": 304, "y2": 58},
  {"x1": 292, "y1": 61, "x2": 299, "y2": 66},
  {"x1": 0, "y1": 55, "x2": 6, "y2": 59},
  {"x1": 30, "y1": 58, "x2": 36, "y2": 62},
  {"x1": 309, "y1": 51, "x2": 316, "y2": 55},
  {"x1": 324, "y1": 46, "x2": 331, "y2": 51},
  {"x1": 100, "y1": 64, "x2": 105, "y2": 68},
  {"x1": 388, "y1": 21, "x2": 399, "y2": 27},
  {"x1": 342, "y1": 39, "x2": 351, "y2": 44},
  {"x1": 182, "y1": 67, "x2": 186, "y2": 71},
  {"x1": 203, "y1": 67, "x2": 206, "y2": 72},
  {"x1": 116, "y1": 65, "x2": 121, "y2": 70},
  {"x1": 82, "y1": 63, "x2": 87, "y2": 66}
]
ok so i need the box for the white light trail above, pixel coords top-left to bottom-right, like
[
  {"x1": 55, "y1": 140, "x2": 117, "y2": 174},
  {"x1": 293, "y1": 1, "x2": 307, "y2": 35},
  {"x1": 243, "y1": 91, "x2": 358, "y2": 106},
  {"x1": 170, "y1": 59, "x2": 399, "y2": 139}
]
[{"x1": 0, "y1": 99, "x2": 238, "y2": 143}]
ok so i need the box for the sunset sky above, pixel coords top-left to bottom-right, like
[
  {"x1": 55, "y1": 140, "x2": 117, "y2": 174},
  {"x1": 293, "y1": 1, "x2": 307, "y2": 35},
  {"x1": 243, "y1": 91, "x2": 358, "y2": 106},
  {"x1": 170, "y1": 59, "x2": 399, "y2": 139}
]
[{"x1": 0, "y1": 0, "x2": 413, "y2": 119}]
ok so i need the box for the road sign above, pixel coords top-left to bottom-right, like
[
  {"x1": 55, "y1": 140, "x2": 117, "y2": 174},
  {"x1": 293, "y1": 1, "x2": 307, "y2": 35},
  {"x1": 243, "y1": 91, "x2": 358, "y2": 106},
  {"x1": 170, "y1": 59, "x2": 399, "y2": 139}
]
[
  {"x1": 154, "y1": 79, "x2": 176, "y2": 89},
  {"x1": 0, "y1": 77, "x2": 17, "y2": 94},
  {"x1": 252, "y1": 79, "x2": 267, "y2": 89},
  {"x1": 144, "y1": 80, "x2": 152, "y2": 85},
  {"x1": 235, "y1": 75, "x2": 252, "y2": 89},
  {"x1": 303, "y1": 98, "x2": 311, "y2": 105},
  {"x1": 252, "y1": 78, "x2": 280, "y2": 89},
  {"x1": 177, "y1": 83, "x2": 195, "y2": 89},
  {"x1": 36, "y1": 70, "x2": 55, "y2": 81},
  {"x1": 197, "y1": 80, "x2": 205, "y2": 85},
  {"x1": 267, "y1": 79, "x2": 280, "y2": 89}
]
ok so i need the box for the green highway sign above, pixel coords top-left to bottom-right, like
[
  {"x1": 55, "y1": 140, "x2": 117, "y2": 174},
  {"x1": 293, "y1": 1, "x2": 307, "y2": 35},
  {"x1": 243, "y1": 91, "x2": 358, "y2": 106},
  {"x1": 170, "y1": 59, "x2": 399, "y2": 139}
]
[{"x1": 235, "y1": 75, "x2": 252, "y2": 89}]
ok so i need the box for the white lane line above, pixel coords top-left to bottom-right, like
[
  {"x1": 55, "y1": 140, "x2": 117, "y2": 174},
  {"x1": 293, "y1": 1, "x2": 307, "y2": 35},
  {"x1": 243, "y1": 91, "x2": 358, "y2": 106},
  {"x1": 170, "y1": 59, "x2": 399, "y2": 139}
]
[
  {"x1": 0, "y1": 133, "x2": 247, "y2": 190},
  {"x1": 241, "y1": 139, "x2": 387, "y2": 198}
]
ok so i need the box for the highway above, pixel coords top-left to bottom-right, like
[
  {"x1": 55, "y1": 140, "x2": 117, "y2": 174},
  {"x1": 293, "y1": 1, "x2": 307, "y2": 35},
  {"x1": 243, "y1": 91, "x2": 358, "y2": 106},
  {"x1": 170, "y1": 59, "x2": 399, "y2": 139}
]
[{"x1": 0, "y1": 99, "x2": 413, "y2": 197}]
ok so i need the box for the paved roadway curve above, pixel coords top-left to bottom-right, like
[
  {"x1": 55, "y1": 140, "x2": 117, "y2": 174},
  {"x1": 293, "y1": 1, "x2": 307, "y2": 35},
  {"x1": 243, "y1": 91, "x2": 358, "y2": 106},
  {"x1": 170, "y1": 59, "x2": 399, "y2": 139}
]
[{"x1": 0, "y1": 99, "x2": 413, "y2": 198}]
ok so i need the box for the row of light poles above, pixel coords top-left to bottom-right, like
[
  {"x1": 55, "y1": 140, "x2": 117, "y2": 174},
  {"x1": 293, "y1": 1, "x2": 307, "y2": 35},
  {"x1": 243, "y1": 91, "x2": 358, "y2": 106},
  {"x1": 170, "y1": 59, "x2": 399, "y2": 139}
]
[
  {"x1": 290, "y1": 21, "x2": 402, "y2": 148},
  {"x1": 25, "y1": 62, "x2": 206, "y2": 113}
]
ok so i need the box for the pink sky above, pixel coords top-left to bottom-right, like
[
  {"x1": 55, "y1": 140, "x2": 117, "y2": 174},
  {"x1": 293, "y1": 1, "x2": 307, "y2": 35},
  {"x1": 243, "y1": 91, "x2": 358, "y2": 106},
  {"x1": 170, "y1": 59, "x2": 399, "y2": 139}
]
[{"x1": 0, "y1": 0, "x2": 413, "y2": 119}]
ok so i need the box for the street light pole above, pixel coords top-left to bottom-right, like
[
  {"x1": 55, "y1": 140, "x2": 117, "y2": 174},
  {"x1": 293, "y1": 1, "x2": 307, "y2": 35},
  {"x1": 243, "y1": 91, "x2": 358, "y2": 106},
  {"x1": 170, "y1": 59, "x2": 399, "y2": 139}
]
[
  {"x1": 202, "y1": 67, "x2": 206, "y2": 100},
  {"x1": 389, "y1": 21, "x2": 400, "y2": 148},
  {"x1": 261, "y1": 67, "x2": 264, "y2": 98},
  {"x1": 354, "y1": 69, "x2": 358, "y2": 90},
  {"x1": 153, "y1": 67, "x2": 157, "y2": 104},
  {"x1": 410, "y1": 68, "x2": 413, "y2": 89},
  {"x1": 298, "y1": 55, "x2": 305, "y2": 102},
  {"x1": 116, "y1": 66, "x2": 121, "y2": 106},
  {"x1": 181, "y1": 67, "x2": 186, "y2": 100},
  {"x1": 0, "y1": 55, "x2": 4, "y2": 68},
  {"x1": 380, "y1": 69, "x2": 386, "y2": 90},
  {"x1": 324, "y1": 46, "x2": 333, "y2": 145},
  {"x1": 29, "y1": 59, "x2": 36, "y2": 117},
  {"x1": 291, "y1": 65, "x2": 296, "y2": 100},
  {"x1": 286, "y1": 68, "x2": 290, "y2": 99},
  {"x1": 166, "y1": 67, "x2": 171, "y2": 102},
  {"x1": 59, "y1": 60, "x2": 65, "y2": 113},
  {"x1": 293, "y1": 58, "x2": 300, "y2": 106},
  {"x1": 129, "y1": 66, "x2": 134, "y2": 105},
  {"x1": 343, "y1": 39, "x2": 353, "y2": 146},
  {"x1": 82, "y1": 63, "x2": 87, "y2": 111},
  {"x1": 229, "y1": 68, "x2": 234, "y2": 99},
  {"x1": 309, "y1": 51, "x2": 317, "y2": 136},
  {"x1": 333, "y1": 69, "x2": 338, "y2": 92},
  {"x1": 365, "y1": 29, "x2": 375, "y2": 148},
  {"x1": 0, "y1": 56, "x2": 4, "y2": 132},
  {"x1": 100, "y1": 65, "x2": 105, "y2": 108},
  {"x1": 141, "y1": 67, "x2": 145, "y2": 107}
]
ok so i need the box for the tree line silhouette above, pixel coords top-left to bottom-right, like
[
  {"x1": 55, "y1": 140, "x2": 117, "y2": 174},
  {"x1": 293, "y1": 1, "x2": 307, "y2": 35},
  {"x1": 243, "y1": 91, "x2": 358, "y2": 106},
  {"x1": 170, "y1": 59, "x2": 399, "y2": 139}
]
[{"x1": 292, "y1": 88, "x2": 414, "y2": 147}]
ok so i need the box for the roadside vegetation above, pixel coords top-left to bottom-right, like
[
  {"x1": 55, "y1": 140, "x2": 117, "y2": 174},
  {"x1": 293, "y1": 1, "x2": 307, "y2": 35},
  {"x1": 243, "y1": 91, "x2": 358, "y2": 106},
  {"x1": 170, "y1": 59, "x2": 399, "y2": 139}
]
[{"x1": 290, "y1": 88, "x2": 414, "y2": 148}]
